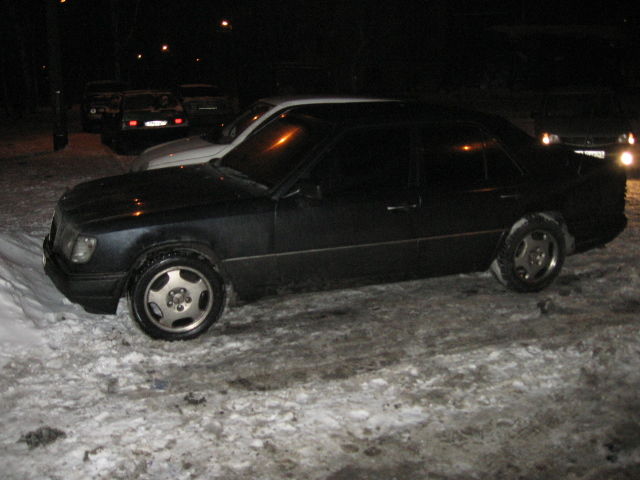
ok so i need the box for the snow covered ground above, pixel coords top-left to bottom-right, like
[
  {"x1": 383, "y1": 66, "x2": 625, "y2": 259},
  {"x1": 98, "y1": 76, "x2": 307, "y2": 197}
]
[{"x1": 1, "y1": 109, "x2": 640, "y2": 479}]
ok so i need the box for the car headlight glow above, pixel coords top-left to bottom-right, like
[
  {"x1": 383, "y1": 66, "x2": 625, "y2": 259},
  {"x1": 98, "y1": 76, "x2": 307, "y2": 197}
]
[
  {"x1": 541, "y1": 132, "x2": 560, "y2": 145},
  {"x1": 618, "y1": 133, "x2": 635, "y2": 145},
  {"x1": 620, "y1": 151, "x2": 634, "y2": 167}
]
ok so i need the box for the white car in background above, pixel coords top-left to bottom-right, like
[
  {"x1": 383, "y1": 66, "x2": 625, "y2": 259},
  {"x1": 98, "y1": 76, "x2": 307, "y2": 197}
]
[{"x1": 130, "y1": 95, "x2": 396, "y2": 171}]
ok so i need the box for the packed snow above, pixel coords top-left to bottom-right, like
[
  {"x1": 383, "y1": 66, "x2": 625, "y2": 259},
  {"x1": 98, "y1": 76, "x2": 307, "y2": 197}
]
[{"x1": 1, "y1": 108, "x2": 640, "y2": 479}]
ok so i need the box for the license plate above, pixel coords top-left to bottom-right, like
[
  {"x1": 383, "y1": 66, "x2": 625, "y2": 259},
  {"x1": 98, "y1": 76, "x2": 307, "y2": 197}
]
[
  {"x1": 145, "y1": 120, "x2": 168, "y2": 127},
  {"x1": 574, "y1": 150, "x2": 605, "y2": 159}
]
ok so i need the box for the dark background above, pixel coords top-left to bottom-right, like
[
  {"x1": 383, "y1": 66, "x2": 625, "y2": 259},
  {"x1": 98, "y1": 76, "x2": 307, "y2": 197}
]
[{"x1": 3, "y1": 0, "x2": 640, "y2": 114}]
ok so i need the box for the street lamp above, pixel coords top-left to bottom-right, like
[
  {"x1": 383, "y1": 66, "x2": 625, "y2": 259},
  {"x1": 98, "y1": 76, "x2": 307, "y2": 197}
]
[
  {"x1": 220, "y1": 19, "x2": 232, "y2": 31},
  {"x1": 161, "y1": 44, "x2": 169, "y2": 53}
]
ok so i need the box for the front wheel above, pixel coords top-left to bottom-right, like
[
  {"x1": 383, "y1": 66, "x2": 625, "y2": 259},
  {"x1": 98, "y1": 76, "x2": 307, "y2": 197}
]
[
  {"x1": 128, "y1": 254, "x2": 225, "y2": 340},
  {"x1": 491, "y1": 214, "x2": 566, "y2": 293}
]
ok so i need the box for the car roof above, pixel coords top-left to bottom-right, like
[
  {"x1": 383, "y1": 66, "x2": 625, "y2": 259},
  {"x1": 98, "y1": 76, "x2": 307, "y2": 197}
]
[
  {"x1": 257, "y1": 95, "x2": 398, "y2": 108},
  {"x1": 286, "y1": 101, "x2": 492, "y2": 127},
  {"x1": 122, "y1": 89, "x2": 174, "y2": 96}
]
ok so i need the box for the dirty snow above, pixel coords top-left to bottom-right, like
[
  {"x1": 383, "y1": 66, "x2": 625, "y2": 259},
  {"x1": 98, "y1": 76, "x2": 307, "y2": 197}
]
[{"x1": 1, "y1": 108, "x2": 640, "y2": 479}]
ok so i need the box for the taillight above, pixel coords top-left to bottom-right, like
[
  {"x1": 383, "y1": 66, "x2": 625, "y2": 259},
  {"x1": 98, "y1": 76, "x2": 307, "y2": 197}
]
[
  {"x1": 128, "y1": 120, "x2": 139, "y2": 127},
  {"x1": 174, "y1": 118, "x2": 185, "y2": 125}
]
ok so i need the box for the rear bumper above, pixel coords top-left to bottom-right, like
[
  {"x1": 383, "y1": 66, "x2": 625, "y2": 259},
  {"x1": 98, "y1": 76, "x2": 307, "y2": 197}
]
[
  {"x1": 120, "y1": 125, "x2": 189, "y2": 143},
  {"x1": 43, "y1": 236, "x2": 126, "y2": 314}
]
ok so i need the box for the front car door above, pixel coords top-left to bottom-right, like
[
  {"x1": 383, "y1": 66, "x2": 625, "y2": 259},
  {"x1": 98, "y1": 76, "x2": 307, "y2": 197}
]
[{"x1": 274, "y1": 125, "x2": 419, "y2": 285}]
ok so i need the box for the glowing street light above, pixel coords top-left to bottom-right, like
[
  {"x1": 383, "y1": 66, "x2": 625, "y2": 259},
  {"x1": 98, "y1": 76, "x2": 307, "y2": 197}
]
[
  {"x1": 220, "y1": 19, "x2": 232, "y2": 31},
  {"x1": 161, "y1": 44, "x2": 169, "y2": 53}
]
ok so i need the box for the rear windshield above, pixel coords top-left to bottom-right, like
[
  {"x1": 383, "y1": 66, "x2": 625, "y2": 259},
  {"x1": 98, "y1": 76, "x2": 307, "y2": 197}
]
[
  {"x1": 483, "y1": 114, "x2": 535, "y2": 149},
  {"x1": 123, "y1": 93, "x2": 178, "y2": 110}
]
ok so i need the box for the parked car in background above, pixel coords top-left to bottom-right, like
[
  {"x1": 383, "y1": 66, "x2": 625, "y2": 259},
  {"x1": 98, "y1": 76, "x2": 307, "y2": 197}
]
[
  {"x1": 81, "y1": 80, "x2": 127, "y2": 132},
  {"x1": 532, "y1": 87, "x2": 636, "y2": 170},
  {"x1": 130, "y1": 95, "x2": 397, "y2": 171},
  {"x1": 101, "y1": 90, "x2": 189, "y2": 155},
  {"x1": 176, "y1": 83, "x2": 235, "y2": 125},
  {"x1": 44, "y1": 101, "x2": 627, "y2": 340}
]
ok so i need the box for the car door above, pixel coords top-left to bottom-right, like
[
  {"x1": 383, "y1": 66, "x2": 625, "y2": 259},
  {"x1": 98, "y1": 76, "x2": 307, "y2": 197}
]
[
  {"x1": 274, "y1": 125, "x2": 419, "y2": 285},
  {"x1": 412, "y1": 123, "x2": 527, "y2": 276}
]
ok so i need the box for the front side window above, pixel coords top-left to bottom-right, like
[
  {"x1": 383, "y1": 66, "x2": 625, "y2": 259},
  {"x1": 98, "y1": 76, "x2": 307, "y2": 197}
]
[{"x1": 308, "y1": 126, "x2": 411, "y2": 196}]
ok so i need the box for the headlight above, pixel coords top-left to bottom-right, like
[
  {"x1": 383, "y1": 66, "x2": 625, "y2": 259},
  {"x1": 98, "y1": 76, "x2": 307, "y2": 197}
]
[
  {"x1": 620, "y1": 151, "x2": 634, "y2": 167},
  {"x1": 618, "y1": 133, "x2": 635, "y2": 145},
  {"x1": 70, "y1": 236, "x2": 97, "y2": 263},
  {"x1": 541, "y1": 132, "x2": 560, "y2": 145}
]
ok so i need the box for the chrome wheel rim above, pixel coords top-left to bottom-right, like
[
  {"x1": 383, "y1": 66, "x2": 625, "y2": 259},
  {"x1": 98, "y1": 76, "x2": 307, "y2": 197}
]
[
  {"x1": 143, "y1": 266, "x2": 214, "y2": 333},
  {"x1": 513, "y1": 229, "x2": 560, "y2": 284}
]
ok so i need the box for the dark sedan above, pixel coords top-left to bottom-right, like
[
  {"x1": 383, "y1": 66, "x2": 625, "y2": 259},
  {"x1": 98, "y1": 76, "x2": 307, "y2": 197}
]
[
  {"x1": 101, "y1": 90, "x2": 189, "y2": 154},
  {"x1": 80, "y1": 80, "x2": 127, "y2": 132},
  {"x1": 43, "y1": 102, "x2": 627, "y2": 340}
]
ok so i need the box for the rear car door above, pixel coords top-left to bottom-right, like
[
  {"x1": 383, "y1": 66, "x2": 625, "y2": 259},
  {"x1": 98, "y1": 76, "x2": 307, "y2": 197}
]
[
  {"x1": 412, "y1": 123, "x2": 526, "y2": 275},
  {"x1": 274, "y1": 125, "x2": 419, "y2": 284}
]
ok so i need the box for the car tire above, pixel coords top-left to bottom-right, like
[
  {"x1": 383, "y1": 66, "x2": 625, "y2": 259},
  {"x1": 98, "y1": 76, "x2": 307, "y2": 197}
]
[
  {"x1": 490, "y1": 214, "x2": 566, "y2": 293},
  {"x1": 128, "y1": 253, "x2": 225, "y2": 340}
]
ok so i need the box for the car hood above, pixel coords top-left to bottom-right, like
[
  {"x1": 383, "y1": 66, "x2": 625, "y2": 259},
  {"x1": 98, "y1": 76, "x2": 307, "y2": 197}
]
[
  {"x1": 132, "y1": 135, "x2": 225, "y2": 170},
  {"x1": 536, "y1": 117, "x2": 630, "y2": 137},
  {"x1": 58, "y1": 164, "x2": 254, "y2": 226}
]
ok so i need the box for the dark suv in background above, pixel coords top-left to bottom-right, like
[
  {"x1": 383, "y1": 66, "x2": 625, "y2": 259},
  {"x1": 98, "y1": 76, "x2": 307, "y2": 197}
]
[
  {"x1": 532, "y1": 87, "x2": 636, "y2": 171},
  {"x1": 81, "y1": 80, "x2": 128, "y2": 132},
  {"x1": 176, "y1": 84, "x2": 235, "y2": 126}
]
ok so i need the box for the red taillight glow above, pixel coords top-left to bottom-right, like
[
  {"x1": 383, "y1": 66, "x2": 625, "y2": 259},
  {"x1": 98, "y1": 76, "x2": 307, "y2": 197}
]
[
  {"x1": 128, "y1": 120, "x2": 139, "y2": 127},
  {"x1": 174, "y1": 118, "x2": 184, "y2": 125}
]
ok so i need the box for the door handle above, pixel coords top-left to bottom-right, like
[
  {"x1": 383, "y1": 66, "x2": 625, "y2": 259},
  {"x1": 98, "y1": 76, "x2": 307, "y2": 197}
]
[{"x1": 386, "y1": 203, "x2": 418, "y2": 212}]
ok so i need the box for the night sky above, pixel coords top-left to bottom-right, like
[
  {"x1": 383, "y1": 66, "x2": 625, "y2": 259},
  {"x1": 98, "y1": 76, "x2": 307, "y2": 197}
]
[{"x1": 2, "y1": 0, "x2": 640, "y2": 109}]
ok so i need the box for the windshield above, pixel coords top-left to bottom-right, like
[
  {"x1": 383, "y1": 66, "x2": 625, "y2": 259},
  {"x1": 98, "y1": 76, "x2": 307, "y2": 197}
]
[
  {"x1": 179, "y1": 85, "x2": 222, "y2": 97},
  {"x1": 544, "y1": 92, "x2": 622, "y2": 118},
  {"x1": 205, "y1": 102, "x2": 273, "y2": 143},
  {"x1": 217, "y1": 114, "x2": 332, "y2": 188},
  {"x1": 123, "y1": 93, "x2": 178, "y2": 111}
]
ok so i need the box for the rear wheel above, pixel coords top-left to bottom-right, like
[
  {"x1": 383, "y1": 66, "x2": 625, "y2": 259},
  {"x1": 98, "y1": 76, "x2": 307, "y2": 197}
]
[
  {"x1": 128, "y1": 254, "x2": 225, "y2": 340},
  {"x1": 491, "y1": 214, "x2": 566, "y2": 293}
]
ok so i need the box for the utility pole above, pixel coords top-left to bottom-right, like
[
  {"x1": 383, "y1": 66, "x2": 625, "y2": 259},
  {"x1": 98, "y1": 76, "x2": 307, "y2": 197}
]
[{"x1": 45, "y1": 0, "x2": 68, "y2": 151}]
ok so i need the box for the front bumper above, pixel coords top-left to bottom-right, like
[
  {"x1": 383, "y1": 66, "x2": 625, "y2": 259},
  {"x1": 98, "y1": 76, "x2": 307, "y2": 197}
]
[
  {"x1": 43, "y1": 236, "x2": 126, "y2": 314},
  {"x1": 567, "y1": 144, "x2": 636, "y2": 168}
]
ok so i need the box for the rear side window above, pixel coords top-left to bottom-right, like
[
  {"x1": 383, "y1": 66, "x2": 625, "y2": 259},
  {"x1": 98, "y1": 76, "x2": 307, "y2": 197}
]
[
  {"x1": 419, "y1": 124, "x2": 521, "y2": 187},
  {"x1": 310, "y1": 126, "x2": 411, "y2": 195}
]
